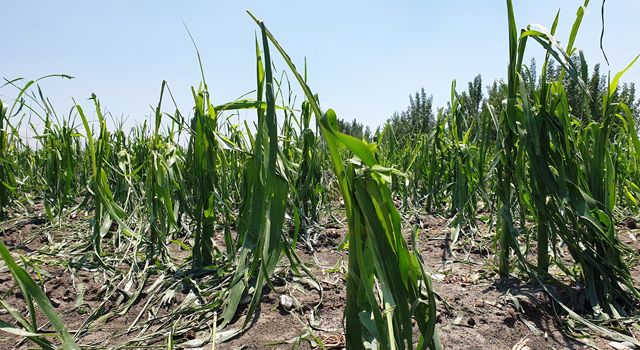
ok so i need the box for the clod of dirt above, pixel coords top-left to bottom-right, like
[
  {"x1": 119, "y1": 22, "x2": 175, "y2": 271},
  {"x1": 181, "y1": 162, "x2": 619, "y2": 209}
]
[
  {"x1": 466, "y1": 317, "x2": 476, "y2": 327},
  {"x1": 184, "y1": 329, "x2": 196, "y2": 340},
  {"x1": 50, "y1": 298, "x2": 62, "y2": 308},
  {"x1": 279, "y1": 294, "x2": 295, "y2": 311},
  {"x1": 503, "y1": 316, "x2": 517, "y2": 328}
]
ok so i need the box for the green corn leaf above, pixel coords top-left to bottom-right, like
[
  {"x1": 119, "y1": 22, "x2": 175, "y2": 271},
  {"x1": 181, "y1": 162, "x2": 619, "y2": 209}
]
[{"x1": 0, "y1": 240, "x2": 80, "y2": 349}]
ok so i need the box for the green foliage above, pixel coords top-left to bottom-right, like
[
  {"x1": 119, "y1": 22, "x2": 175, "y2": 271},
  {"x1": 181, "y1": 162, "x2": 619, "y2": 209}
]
[
  {"x1": 1, "y1": 2, "x2": 639, "y2": 349},
  {"x1": 0, "y1": 240, "x2": 80, "y2": 349},
  {"x1": 491, "y1": 1, "x2": 640, "y2": 342},
  {"x1": 186, "y1": 82, "x2": 220, "y2": 268},
  {"x1": 40, "y1": 117, "x2": 82, "y2": 222},
  {"x1": 385, "y1": 88, "x2": 435, "y2": 149},
  {"x1": 221, "y1": 27, "x2": 290, "y2": 329},
  {"x1": 250, "y1": 13, "x2": 441, "y2": 348},
  {"x1": 77, "y1": 94, "x2": 133, "y2": 262},
  {"x1": 143, "y1": 82, "x2": 185, "y2": 262},
  {"x1": 0, "y1": 100, "x2": 16, "y2": 219},
  {"x1": 337, "y1": 117, "x2": 372, "y2": 141}
]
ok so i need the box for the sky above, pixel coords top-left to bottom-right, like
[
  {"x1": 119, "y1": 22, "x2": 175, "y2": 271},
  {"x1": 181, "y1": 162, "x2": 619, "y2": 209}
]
[{"x1": 2, "y1": 1, "x2": 639, "y2": 131}]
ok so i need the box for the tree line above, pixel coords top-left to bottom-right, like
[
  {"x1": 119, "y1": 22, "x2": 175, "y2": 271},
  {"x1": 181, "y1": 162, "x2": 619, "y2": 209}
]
[{"x1": 339, "y1": 57, "x2": 639, "y2": 142}]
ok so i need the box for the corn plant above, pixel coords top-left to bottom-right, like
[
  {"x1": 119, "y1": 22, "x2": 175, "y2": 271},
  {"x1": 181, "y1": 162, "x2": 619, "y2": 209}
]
[
  {"x1": 39, "y1": 116, "x2": 82, "y2": 222},
  {"x1": 320, "y1": 113, "x2": 441, "y2": 349},
  {"x1": 0, "y1": 100, "x2": 15, "y2": 219},
  {"x1": 495, "y1": 0, "x2": 522, "y2": 276},
  {"x1": 494, "y1": 1, "x2": 640, "y2": 342},
  {"x1": 108, "y1": 120, "x2": 136, "y2": 210},
  {"x1": 423, "y1": 111, "x2": 449, "y2": 212},
  {"x1": 287, "y1": 98, "x2": 325, "y2": 243},
  {"x1": 144, "y1": 81, "x2": 185, "y2": 262},
  {"x1": 250, "y1": 13, "x2": 440, "y2": 348},
  {"x1": 186, "y1": 83, "x2": 220, "y2": 269},
  {"x1": 221, "y1": 27, "x2": 290, "y2": 329},
  {"x1": 76, "y1": 94, "x2": 132, "y2": 261},
  {"x1": 614, "y1": 109, "x2": 640, "y2": 214},
  {"x1": 447, "y1": 81, "x2": 479, "y2": 243}
]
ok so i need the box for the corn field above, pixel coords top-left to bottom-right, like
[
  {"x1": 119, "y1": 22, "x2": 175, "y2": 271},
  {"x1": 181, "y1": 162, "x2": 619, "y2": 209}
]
[{"x1": 1, "y1": 1, "x2": 640, "y2": 349}]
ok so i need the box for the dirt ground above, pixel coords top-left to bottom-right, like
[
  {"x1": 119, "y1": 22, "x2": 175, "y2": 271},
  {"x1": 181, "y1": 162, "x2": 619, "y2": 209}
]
[{"x1": 0, "y1": 204, "x2": 638, "y2": 349}]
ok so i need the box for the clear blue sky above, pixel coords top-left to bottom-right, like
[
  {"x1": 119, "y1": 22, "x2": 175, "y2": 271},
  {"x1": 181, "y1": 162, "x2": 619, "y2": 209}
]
[{"x1": 2, "y1": 1, "x2": 639, "y2": 130}]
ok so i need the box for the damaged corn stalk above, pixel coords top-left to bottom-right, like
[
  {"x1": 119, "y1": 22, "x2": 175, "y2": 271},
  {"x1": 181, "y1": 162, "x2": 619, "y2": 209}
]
[
  {"x1": 76, "y1": 94, "x2": 133, "y2": 262},
  {"x1": 248, "y1": 12, "x2": 441, "y2": 349},
  {"x1": 220, "y1": 24, "x2": 290, "y2": 331},
  {"x1": 144, "y1": 81, "x2": 185, "y2": 263},
  {"x1": 0, "y1": 100, "x2": 15, "y2": 219},
  {"x1": 499, "y1": 0, "x2": 640, "y2": 344}
]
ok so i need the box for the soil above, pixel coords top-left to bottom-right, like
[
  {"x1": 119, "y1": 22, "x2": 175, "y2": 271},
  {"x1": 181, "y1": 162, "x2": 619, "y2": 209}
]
[{"x1": 0, "y1": 205, "x2": 639, "y2": 350}]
